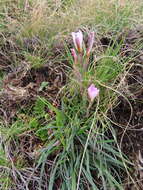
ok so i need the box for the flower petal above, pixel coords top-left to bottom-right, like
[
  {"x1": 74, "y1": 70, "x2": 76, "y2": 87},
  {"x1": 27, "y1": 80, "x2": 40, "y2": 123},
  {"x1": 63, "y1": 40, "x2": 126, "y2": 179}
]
[
  {"x1": 72, "y1": 30, "x2": 83, "y2": 53},
  {"x1": 86, "y1": 32, "x2": 95, "y2": 56},
  {"x1": 88, "y1": 84, "x2": 99, "y2": 102}
]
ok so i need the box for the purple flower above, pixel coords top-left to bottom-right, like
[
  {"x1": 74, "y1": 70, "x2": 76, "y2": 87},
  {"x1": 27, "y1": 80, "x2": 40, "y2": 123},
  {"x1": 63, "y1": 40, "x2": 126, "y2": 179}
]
[
  {"x1": 88, "y1": 84, "x2": 99, "y2": 102},
  {"x1": 86, "y1": 32, "x2": 95, "y2": 56},
  {"x1": 71, "y1": 48, "x2": 78, "y2": 64},
  {"x1": 72, "y1": 30, "x2": 83, "y2": 53}
]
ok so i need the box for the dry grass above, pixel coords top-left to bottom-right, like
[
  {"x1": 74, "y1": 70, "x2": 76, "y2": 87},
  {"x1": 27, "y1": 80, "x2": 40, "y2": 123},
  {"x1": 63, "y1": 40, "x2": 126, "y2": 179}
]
[{"x1": 1, "y1": 0, "x2": 143, "y2": 41}]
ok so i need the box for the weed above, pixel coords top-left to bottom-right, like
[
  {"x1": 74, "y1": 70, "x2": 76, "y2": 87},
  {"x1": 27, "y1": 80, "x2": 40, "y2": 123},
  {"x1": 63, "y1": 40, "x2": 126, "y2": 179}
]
[{"x1": 24, "y1": 52, "x2": 45, "y2": 68}]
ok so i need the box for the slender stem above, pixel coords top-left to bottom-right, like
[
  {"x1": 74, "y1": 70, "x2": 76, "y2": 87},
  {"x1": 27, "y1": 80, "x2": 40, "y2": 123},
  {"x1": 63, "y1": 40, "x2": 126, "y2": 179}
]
[
  {"x1": 76, "y1": 97, "x2": 100, "y2": 190},
  {"x1": 83, "y1": 55, "x2": 90, "y2": 72},
  {"x1": 86, "y1": 101, "x2": 93, "y2": 117}
]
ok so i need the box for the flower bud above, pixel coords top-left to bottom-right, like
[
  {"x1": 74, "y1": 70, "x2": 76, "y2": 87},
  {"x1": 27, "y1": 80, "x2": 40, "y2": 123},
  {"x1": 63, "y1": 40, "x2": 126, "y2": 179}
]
[
  {"x1": 71, "y1": 48, "x2": 78, "y2": 64},
  {"x1": 86, "y1": 32, "x2": 95, "y2": 57},
  {"x1": 72, "y1": 30, "x2": 83, "y2": 53}
]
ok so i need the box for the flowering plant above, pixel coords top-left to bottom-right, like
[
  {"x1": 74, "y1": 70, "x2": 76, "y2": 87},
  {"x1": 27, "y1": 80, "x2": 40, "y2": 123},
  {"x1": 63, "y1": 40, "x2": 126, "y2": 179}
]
[{"x1": 71, "y1": 30, "x2": 99, "y2": 104}]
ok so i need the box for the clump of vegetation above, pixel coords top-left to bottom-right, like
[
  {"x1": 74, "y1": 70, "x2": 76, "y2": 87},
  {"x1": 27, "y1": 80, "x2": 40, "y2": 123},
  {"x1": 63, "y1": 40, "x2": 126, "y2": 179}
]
[{"x1": 1, "y1": 0, "x2": 143, "y2": 189}]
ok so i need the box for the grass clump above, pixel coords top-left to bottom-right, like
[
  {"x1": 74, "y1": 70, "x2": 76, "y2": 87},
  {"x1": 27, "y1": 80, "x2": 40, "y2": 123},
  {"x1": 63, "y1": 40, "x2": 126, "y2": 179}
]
[
  {"x1": 36, "y1": 98, "x2": 129, "y2": 190},
  {"x1": 24, "y1": 52, "x2": 45, "y2": 68}
]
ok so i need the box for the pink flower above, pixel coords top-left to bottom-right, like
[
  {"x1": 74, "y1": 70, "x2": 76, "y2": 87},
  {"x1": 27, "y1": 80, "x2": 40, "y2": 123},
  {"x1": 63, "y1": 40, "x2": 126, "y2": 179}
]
[
  {"x1": 72, "y1": 30, "x2": 83, "y2": 53},
  {"x1": 71, "y1": 48, "x2": 78, "y2": 64},
  {"x1": 86, "y1": 32, "x2": 95, "y2": 56},
  {"x1": 88, "y1": 84, "x2": 99, "y2": 102}
]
